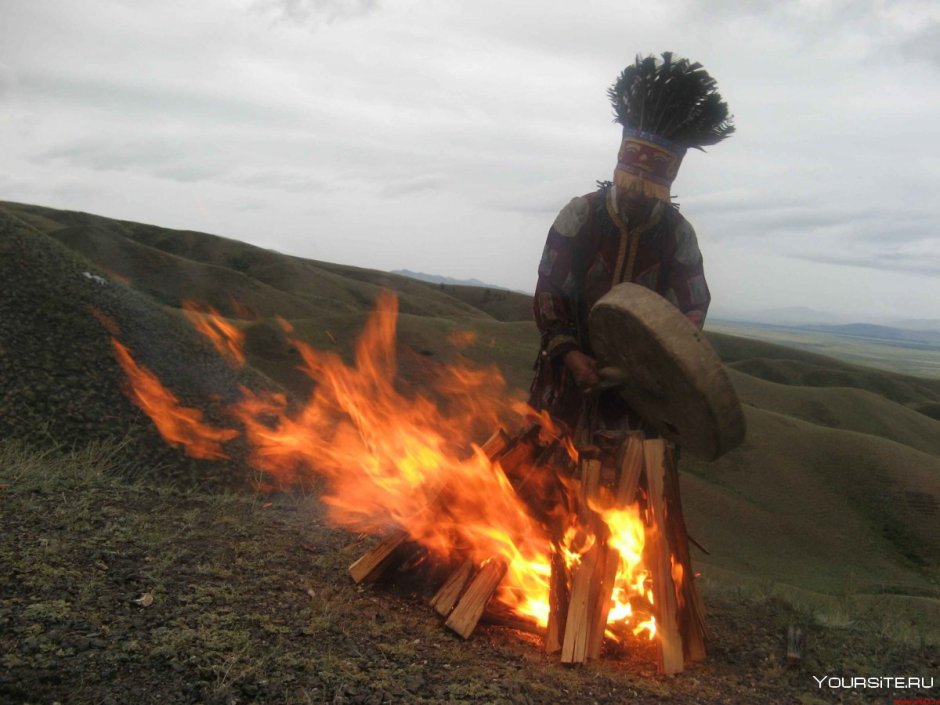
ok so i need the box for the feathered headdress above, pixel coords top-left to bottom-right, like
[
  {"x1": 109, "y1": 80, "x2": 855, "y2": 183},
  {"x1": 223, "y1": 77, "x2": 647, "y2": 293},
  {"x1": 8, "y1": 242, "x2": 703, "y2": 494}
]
[{"x1": 607, "y1": 52, "x2": 734, "y2": 201}]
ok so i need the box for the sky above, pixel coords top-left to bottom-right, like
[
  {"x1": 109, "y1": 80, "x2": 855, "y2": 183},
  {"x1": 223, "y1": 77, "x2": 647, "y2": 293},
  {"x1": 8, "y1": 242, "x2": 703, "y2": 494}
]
[{"x1": 1, "y1": 0, "x2": 939, "y2": 323}]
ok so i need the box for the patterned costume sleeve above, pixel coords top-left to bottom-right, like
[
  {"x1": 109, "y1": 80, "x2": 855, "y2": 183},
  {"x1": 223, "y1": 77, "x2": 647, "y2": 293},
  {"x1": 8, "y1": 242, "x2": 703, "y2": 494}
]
[
  {"x1": 533, "y1": 196, "x2": 590, "y2": 359},
  {"x1": 661, "y1": 215, "x2": 711, "y2": 330}
]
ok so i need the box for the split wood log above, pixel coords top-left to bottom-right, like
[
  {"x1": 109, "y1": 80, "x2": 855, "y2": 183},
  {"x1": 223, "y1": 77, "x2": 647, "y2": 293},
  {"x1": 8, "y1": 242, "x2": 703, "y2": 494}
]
[
  {"x1": 489, "y1": 423, "x2": 540, "y2": 482},
  {"x1": 479, "y1": 427, "x2": 512, "y2": 459},
  {"x1": 430, "y1": 558, "x2": 475, "y2": 617},
  {"x1": 560, "y1": 542, "x2": 602, "y2": 664},
  {"x1": 429, "y1": 422, "x2": 565, "y2": 639},
  {"x1": 544, "y1": 550, "x2": 570, "y2": 654},
  {"x1": 480, "y1": 604, "x2": 543, "y2": 636},
  {"x1": 423, "y1": 425, "x2": 528, "y2": 601},
  {"x1": 662, "y1": 444, "x2": 707, "y2": 663},
  {"x1": 445, "y1": 557, "x2": 509, "y2": 639},
  {"x1": 580, "y1": 454, "x2": 602, "y2": 503},
  {"x1": 615, "y1": 433, "x2": 645, "y2": 505},
  {"x1": 561, "y1": 456, "x2": 603, "y2": 664},
  {"x1": 585, "y1": 434, "x2": 646, "y2": 659},
  {"x1": 349, "y1": 427, "x2": 511, "y2": 585},
  {"x1": 586, "y1": 543, "x2": 620, "y2": 659},
  {"x1": 348, "y1": 529, "x2": 411, "y2": 583},
  {"x1": 644, "y1": 438, "x2": 684, "y2": 675}
]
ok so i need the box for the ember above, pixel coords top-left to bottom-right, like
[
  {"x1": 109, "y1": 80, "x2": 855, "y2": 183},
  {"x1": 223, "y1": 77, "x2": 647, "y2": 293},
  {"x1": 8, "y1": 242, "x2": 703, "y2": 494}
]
[{"x1": 111, "y1": 292, "x2": 708, "y2": 673}]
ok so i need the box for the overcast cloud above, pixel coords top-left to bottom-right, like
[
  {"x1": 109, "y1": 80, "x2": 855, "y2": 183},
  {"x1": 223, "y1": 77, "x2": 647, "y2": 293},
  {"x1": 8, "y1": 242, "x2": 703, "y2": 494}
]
[{"x1": 1, "y1": 0, "x2": 938, "y2": 321}]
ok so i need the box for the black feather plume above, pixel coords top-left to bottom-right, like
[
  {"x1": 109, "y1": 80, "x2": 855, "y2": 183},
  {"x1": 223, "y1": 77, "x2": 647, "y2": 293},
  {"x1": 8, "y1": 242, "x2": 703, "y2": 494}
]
[{"x1": 608, "y1": 53, "x2": 734, "y2": 148}]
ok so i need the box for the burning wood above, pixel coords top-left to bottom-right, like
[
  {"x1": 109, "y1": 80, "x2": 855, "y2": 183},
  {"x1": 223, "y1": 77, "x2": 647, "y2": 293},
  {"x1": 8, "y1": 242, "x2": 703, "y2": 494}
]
[
  {"x1": 561, "y1": 539, "x2": 604, "y2": 663},
  {"x1": 109, "y1": 291, "x2": 731, "y2": 674},
  {"x1": 561, "y1": 454, "x2": 604, "y2": 664},
  {"x1": 544, "y1": 550, "x2": 570, "y2": 653},
  {"x1": 348, "y1": 529, "x2": 410, "y2": 583},
  {"x1": 348, "y1": 427, "x2": 512, "y2": 586},
  {"x1": 662, "y1": 444, "x2": 708, "y2": 664},
  {"x1": 430, "y1": 558, "x2": 476, "y2": 617},
  {"x1": 445, "y1": 557, "x2": 509, "y2": 639},
  {"x1": 645, "y1": 439, "x2": 685, "y2": 675},
  {"x1": 341, "y1": 420, "x2": 705, "y2": 674},
  {"x1": 480, "y1": 604, "x2": 542, "y2": 635}
]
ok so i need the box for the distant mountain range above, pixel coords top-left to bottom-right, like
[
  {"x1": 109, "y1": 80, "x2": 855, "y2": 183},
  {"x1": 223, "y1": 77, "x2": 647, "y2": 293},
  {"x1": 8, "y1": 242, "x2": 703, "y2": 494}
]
[
  {"x1": 711, "y1": 306, "x2": 852, "y2": 327},
  {"x1": 712, "y1": 306, "x2": 940, "y2": 335},
  {"x1": 893, "y1": 318, "x2": 940, "y2": 331},
  {"x1": 392, "y1": 269, "x2": 510, "y2": 290},
  {"x1": 394, "y1": 277, "x2": 940, "y2": 344},
  {"x1": 804, "y1": 323, "x2": 940, "y2": 347}
]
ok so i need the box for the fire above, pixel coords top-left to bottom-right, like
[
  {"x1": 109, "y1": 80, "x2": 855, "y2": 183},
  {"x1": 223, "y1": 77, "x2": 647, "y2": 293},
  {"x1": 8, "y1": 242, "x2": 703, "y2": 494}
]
[
  {"x1": 601, "y1": 504, "x2": 656, "y2": 639},
  {"x1": 447, "y1": 329, "x2": 478, "y2": 348},
  {"x1": 181, "y1": 300, "x2": 246, "y2": 367},
  {"x1": 110, "y1": 339, "x2": 238, "y2": 459},
  {"x1": 230, "y1": 293, "x2": 556, "y2": 618},
  {"x1": 111, "y1": 291, "x2": 659, "y2": 639},
  {"x1": 671, "y1": 556, "x2": 685, "y2": 609},
  {"x1": 274, "y1": 315, "x2": 294, "y2": 333}
]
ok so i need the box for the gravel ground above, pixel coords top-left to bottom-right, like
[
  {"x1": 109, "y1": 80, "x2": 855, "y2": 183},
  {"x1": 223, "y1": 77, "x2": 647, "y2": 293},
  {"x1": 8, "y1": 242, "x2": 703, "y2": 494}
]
[{"x1": 1, "y1": 441, "x2": 936, "y2": 705}]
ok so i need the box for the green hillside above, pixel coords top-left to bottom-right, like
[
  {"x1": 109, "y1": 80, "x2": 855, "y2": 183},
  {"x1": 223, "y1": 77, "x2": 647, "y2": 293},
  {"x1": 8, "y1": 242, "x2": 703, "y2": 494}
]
[
  {"x1": 3, "y1": 198, "x2": 938, "y2": 580},
  {"x1": 1, "y1": 199, "x2": 938, "y2": 702}
]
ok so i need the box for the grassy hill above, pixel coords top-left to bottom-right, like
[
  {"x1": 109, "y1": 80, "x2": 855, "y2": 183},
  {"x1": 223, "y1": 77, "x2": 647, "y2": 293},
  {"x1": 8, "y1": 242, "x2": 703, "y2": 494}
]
[{"x1": 1, "y1": 199, "x2": 939, "y2": 703}]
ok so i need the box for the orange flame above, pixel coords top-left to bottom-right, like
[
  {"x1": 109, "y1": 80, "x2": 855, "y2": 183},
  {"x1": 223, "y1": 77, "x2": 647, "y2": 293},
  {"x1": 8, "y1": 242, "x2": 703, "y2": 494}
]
[
  {"x1": 633, "y1": 617, "x2": 657, "y2": 640},
  {"x1": 274, "y1": 315, "x2": 294, "y2": 333},
  {"x1": 181, "y1": 300, "x2": 246, "y2": 367},
  {"x1": 671, "y1": 555, "x2": 685, "y2": 609},
  {"x1": 112, "y1": 291, "x2": 660, "y2": 637},
  {"x1": 89, "y1": 306, "x2": 121, "y2": 337},
  {"x1": 602, "y1": 505, "x2": 656, "y2": 640},
  {"x1": 448, "y1": 329, "x2": 478, "y2": 349},
  {"x1": 229, "y1": 292, "x2": 558, "y2": 619},
  {"x1": 111, "y1": 340, "x2": 238, "y2": 459}
]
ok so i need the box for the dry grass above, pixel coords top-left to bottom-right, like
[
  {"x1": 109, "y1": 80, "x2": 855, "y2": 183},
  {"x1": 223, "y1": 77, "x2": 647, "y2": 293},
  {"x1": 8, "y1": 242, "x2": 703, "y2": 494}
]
[{"x1": 2, "y1": 440, "x2": 936, "y2": 704}]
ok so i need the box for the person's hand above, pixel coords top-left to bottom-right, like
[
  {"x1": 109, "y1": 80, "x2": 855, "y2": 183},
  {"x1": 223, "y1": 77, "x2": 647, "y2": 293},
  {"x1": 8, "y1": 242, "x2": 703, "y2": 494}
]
[{"x1": 563, "y1": 350, "x2": 600, "y2": 391}]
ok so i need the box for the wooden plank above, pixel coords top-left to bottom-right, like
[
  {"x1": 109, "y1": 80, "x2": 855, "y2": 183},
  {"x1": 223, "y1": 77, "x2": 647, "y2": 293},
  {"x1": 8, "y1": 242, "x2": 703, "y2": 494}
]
[
  {"x1": 445, "y1": 557, "x2": 509, "y2": 639},
  {"x1": 561, "y1": 456, "x2": 603, "y2": 664},
  {"x1": 644, "y1": 438, "x2": 684, "y2": 675},
  {"x1": 480, "y1": 605, "x2": 542, "y2": 635},
  {"x1": 544, "y1": 550, "x2": 570, "y2": 654},
  {"x1": 479, "y1": 427, "x2": 511, "y2": 458},
  {"x1": 493, "y1": 431, "x2": 538, "y2": 481},
  {"x1": 584, "y1": 434, "x2": 645, "y2": 659},
  {"x1": 560, "y1": 543, "x2": 601, "y2": 664},
  {"x1": 587, "y1": 545, "x2": 620, "y2": 659},
  {"x1": 615, "y1": 433, "x2": 645, "y2": 505},
  {"x1": 350, "y1": 427, "x2": 510, "y2": 586},
  {"x1": 662, "y1": 445, "x2": 707, "y2": 663},
  {"x1": 580, "y1": 455, "x2": 602, "y2": 504},
  {"x1": 430, "y1": 558, "x2": 476, "y2": 617},
  {"x1": 348, "y1": 529, "x2": 410, "y2": 583}
]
